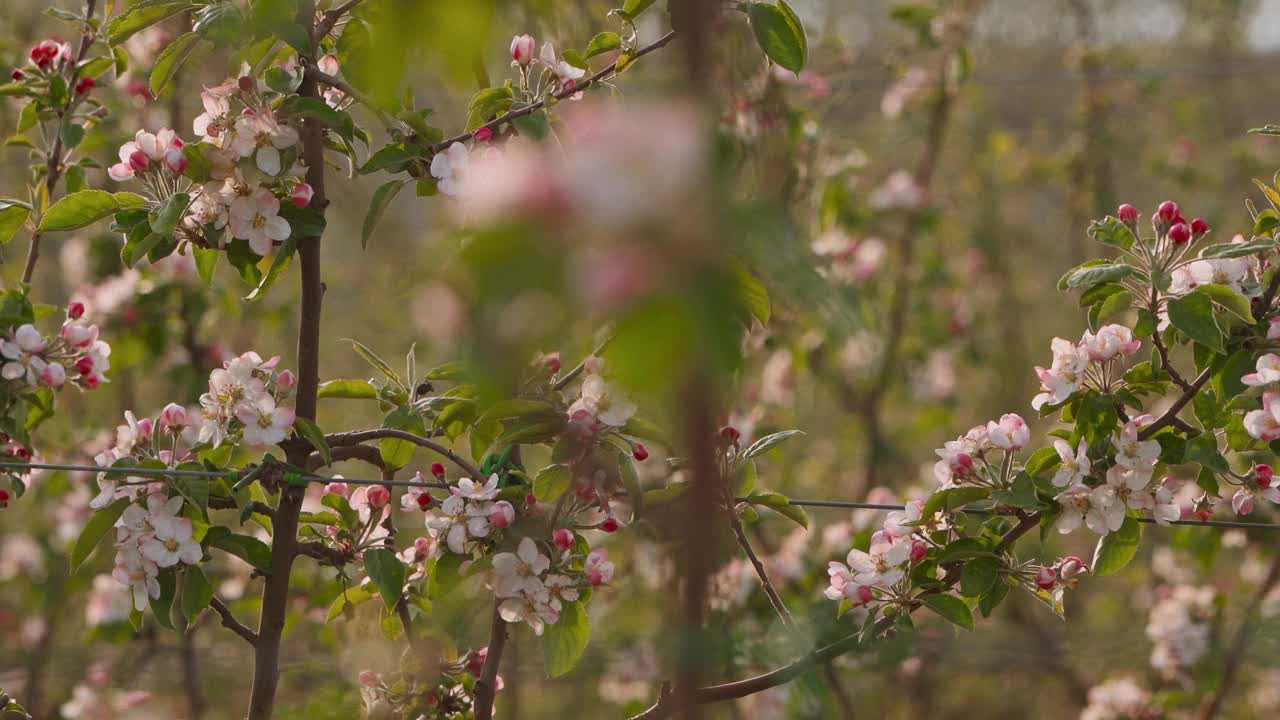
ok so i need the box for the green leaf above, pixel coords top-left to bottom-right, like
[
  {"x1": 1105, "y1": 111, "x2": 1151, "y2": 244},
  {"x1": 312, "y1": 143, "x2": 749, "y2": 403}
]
[
  {"x1": 106, "y1": 1, "x2": 195, "y2": 45},
  {"x1": 294, "y1": 416, "x2": 332, "y2": 466},
  {"x1": 534, "y1": 464, "x2": 572, "y2": 502},
  {"x1": 1091, "y1": 515, "x2": 1142, "y2": 576},
  {"x1": 1074, "y1": 392, "x2": 1119, "y2": 449},
  {"x1": 0, "y1": 200, "x2": 32, "y2": 245},
  {"x1": 150, "y1": 31, "x2": 203, "y2": 96},
  {"x1": 1064, "y1": 262, "x2": 1136, "y2": 290},
  {"x1": 920, "y1": 486, "x2": 990, "y2": 519},
  {"x1": 71, "y1": 498, "x2": 130, "y2": 570},
  {"x1": 180, "y1": 566, "x2": 214, "y2": 622},
  {"x1": 151, "y1": 570, "x2": 178, "y2": 630},
  {"x1": 620, "y1": 0, "x2": 658, "y2": 20},
  {"x1": 206, "y1": 529, "x2": 272, "y2": 571},
  {"x1": 959, "y1": 557, "x2": 1000, "y2": 598},
  {"x1": 244, "y1": 236, "x2": 296, "y2": 301},
  {"x1": 936, "y1": 538, "x2": 993, "y2": 564},
  {"x1": 1198, "y1": 238, "x2": 1274, "y2": 259},
  {"x1": 466, "y1": 87, "x2": 515, "y2": 131},
  {"x1": 150, "y1": 192, "x2": 190, "y2": 237},
  {"x1": 318, "y1": 379, "x2": 378, "y2": 399},
  {"x1": 542, "y1": 601, "x2": 590, "y2": 677},
  {"x1": 193, "y1": 246, "x2": 218, "y2": 284},
  {"x1": 347, "y1": 339, "x2": 404, "y2": 388},
  {"x1": 364, "y1": 547, "x2": 407, "y2": 611},
  {"x1": 362, "y1": 179, "x2": 406, "y2": 249},
  {"x1": 1196, "y1": 283, "x2": 1254, "y2": 323},
  {"x1": 742, "y1": 430, "x2": 804, "y2": 458},
  {"x1": 279, "y1": 96, "x2": 355, "y2": 141},
  {"x1": 427, "y1": 552, "x2": 466, "y2": 600},
  {"x1": 1086, "y1": 216, "x2": 1137, "y2": 250},
  {"x1": 1167, "y1": 291, "x2": 1225, "y2": 353},
  {"x1": 358, "y1": 144, "x2": 414, "y2": 175},
  {"x1": 747, "y1": 1, "x2": 807, "y2": 72},
  {"x1": 39, "y1": 191, "x2": 148, "y2": 232},
  {"x1": 586, "y1": 32, "x2": 622, "y2": 57},
  {"x1": 1023, "y1": 446, "x2": 1062, "y2": 478},
  {"x1": 326, "y1": 585, "x2": 373, "y2": 623},
  {"x1": 745, "y1": 492, "x2": 808, "y2": 528},
  {"x1": 921, "y1": 593, "x2": 974, "y2": 630},
  {"x1": 380, "y1": 405, "x2": 426, "y2": 468}
]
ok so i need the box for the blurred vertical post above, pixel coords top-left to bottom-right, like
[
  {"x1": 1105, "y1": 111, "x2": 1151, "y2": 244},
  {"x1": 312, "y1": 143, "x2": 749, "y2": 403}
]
[{"x1": 667, "y1": 1, "x2": 720, "y2": 718}]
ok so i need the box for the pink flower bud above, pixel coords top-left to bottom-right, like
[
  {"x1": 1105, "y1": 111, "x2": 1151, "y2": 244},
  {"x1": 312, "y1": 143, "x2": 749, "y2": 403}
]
[
  {"x1": 66, "y1": 301, "x2": 85, "y2": 319},
  {"x1": 1116, "y1": 203, "x2": 1138, "y2": 225},
  {"x1": 128, "y1": 149, "x2": 149, "y2": 172},
  {"x1": 599, "y1": 516, "x2": 620, "y2": 533},
  {"x1": 473, "y1": 126, "x2": 494, "y2": 143},
  {"x1": 541, "y1": 352, "x2": 561, "y2": 375},
  {"x1": 583, "y1": 355, "x2": 605, "y2": 374},
  {"x1": 75, "y1": 356, "x2": 94, "y2": 376},
  {"x1": 1256, "y1": 464, "x2": 1275, "y2": 489},
  {"x1": 238, "y1": 76, "x2": 254, "y2": 92},
  {"x1": 358, "y1": 671, "x2": 379, "y2": 688},
  {"x1": 1058, "y1": 556, "x2": 1088, "y2": 580},
  {"x1": 74, "y1": 76, "x2": 95, "y2": 95},
  {"x1": 163, "y1": 148, "x2": 187, "y2": 175},
  {"x1": 60, "y1": 322, "x2": 97, "y2": 348},
  {"x1": 324, "y1": 481, "x2": 350, "y2": 498},
  {"x1": 510, "y1": 34, "x2": 536, "y2": 66},
  {"x1": 1232, "y1": 488, "x2": 1255, "y2": 516},
  {"x1": 850, "y1": 584, "x2": 874, "y2": 606},
  {"x1": 366, "y1": 485, "x2": 391, "y2": 509},
  {"x1": 1167, "y1": 222, "x2": 1191, "y2": 245},
  {"x1": 39, "y1": 362, "x2": 65, "y2": 388},
  {"x1": 290, "y1": 183, "x2": 313, "y2": 209},
  {"x1": 909, "y1": 539, "x2": 928, "y2": 563},
  {"x1": 1034, "y1": 566, "x2": 1057, "y2": 591},
  {"x1": 82, "y1": 373, "x2": 100, "y2": 389},
  {"x1": 415, "y1": 491, "x2": 433, "y2": 510},
  {"x1": 136, "y1": 418, "x2": 153, "y2": 438},
  {"x1": 318, "y1": 54, "x2": 340, "y2": 76},
  {"x1": 949, "y1": 452, "x2": 974, "y2": 477},
  {"x1": 633, "y1": 443, "x2": 649, "y2": 461},
  {"x1": 0, "y1": 489, "x2": 9, "y2": 508},
  {"x1": 488, "y1": 500, "x2": 515, "y2": 529},
  {"x1": 430, "y1": 462, "x2": 446, "y2": 478},
  {"x1": 553, "y1": 528, "x2": 574, "y2": 550},
  {"x1": 720, "y1": 426, "x2": 741, "y2": 444},
  {"x1": 276, "y1": 369, "x2": 296, "y2": 390},
  {"x1": 1157, "y1": 200, "x2": 1179, "y2": 222},
  {"x1": 159, "y1": 402, "x2": 187, "y2": 431},
  {"x1": 466, "y1": 647, "x2": 488, "y2": 675},
  {"x1": 1190, "y1": 217, "x2": 1209, "y2": 236},
  {"x1": 10, "y1": 70, "x2": 23, "y2": 81}
]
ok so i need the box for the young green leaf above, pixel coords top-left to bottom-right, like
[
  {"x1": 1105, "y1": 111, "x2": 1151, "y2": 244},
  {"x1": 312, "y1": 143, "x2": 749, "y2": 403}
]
[
  {"x1": 747, "y1": 1, "x2": 808, "y2": 73},
  {"x1": 71, "y1": 498, "x2": 131, "y2": 570},
  {"x1": 542, "y1": 601, "x2": 591, "y2": 677},
  {"x1": 1091, "y1": 515, "x2": 1142, "y2": 576},
  {"x1": 39, "y1": 191, "x2": 148, "y2": 232},
  {"x1": 922, "y1": 593, "x2": 974, "y2": 630},
  {"x1": 364, "y1": 547, "x2": 408, "y2": 610}
]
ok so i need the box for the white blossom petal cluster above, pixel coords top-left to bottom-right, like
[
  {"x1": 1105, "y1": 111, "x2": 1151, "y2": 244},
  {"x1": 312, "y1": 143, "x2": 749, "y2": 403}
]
[
  {"x1": 1031, "y1": 325, "x2": 1138, "y2": 411},
  {"x1": 1145, "y1": 585, "x2": 1214, "y2": 680}
]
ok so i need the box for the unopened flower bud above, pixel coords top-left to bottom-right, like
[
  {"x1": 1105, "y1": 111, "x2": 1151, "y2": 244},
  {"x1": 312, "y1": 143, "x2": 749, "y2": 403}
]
[
  {"x1": 366, "y1": 485, "x2": 391, "y2": 509},
  {"x1": 473, "y1": 126, "x2": 494, "y2": 143},
  {"x1": 1058, "y1": 556, "x2": 1088, "y2": 580},
  {"x1": 1190, "y1": 217, "x2": 1209, "y2": 237},
  {"x1": 238, "y1": 75, "x2": 254, "y2": 92},
  {"x1": 66, "y1": 301, "x2": 85, "y2": 319},
  {"x1": 1157, "y1": 200, "x2": 1179, "y2": 222},
  {"x1": 720, "y1": 425, "x2": 741, "y2": 444},
  {"x1": 633, "y1": 443, "x2": 649, "y2": 461},
  {"x1": 324, "y1": 481, "x2": 350, "y2": 497},
  {"x1": 290, "y1": 182, "x2": 313, "y2": 208},
  {"x1": 159, "y1": 402, "x2": 187, "y2": 431},
  {"x1": 510, "y1": 34, "x2": 536, "y2": 66},
  {"x1": 599, "y1": 516, "x2": 620, "y2": 533},
  {"x1": 0, "y1": 489, "x2": 9, "y2": 508},
  {"x1": 553, "y1": 528, "x2": 574, "y2": 550},
  {"x1": 1167, "y1": 222, "x2": 1191, "y2": 245},
  {"x1": 1116, "y1": 203, "x2": 1138, "y2": 225},
  {"x1": 163, "y1": 148, "x2": 187, "y2": 175},
  {"x1": 488, "y1": 500, "x2": 515, "y2": 529},
  {"x1": 74, "y1": 76, "x2": 95, "y2": 95},
  {"x1": 10, "y1": 69, "x2": 23, "y2": 81},
  {"x1": 358, "y1": 671, "x2": 379, "y2": 688},
  {"x1": 909, "y1": 539, "x2": 928, "y2": 563},
  {"x1": 1034, "y1": 566, "x2": 1057, "y2": 591},
  {"x1": 1256, "y1": 463, "x2": 1275, "y2": 489},
  {"x1": 1232, "y1": 488, "x2": 1255, "y2": 516}
]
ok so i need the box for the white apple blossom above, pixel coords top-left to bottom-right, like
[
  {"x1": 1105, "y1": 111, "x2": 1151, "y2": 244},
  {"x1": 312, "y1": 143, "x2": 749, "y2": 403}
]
[
  {"x1": 1245, "y1": 391, "x2": 1280, "y2": 441},
  {"x1": 1051, "y1": 439, "x2": 1091, "y2": 487},
  {"x1": 112, "y1": 546, "x2": 160, "y2": 611},
  {"x1": 1242, "y1": 353, "x2": 1280, "y2": 387},
  {"x1": 1080, "y1": 324, "x2": 1140, "y2": 362},
  {"x1": 493, "y1": 537, "x2": 551, "y2": 597},
  {"x1": 1054, "y1": 484, "x2": 1092, "y2": 534},
  {"x1": 1032, "y1": 337, "x2": 1090, "y2": 410},
  {"x1": 539, "y1": 41, "x2": 586, "y2": 85},
  {"x1": 140, "y1": 513, "x2": 202, "y2": 567},
  {"x1": 569, "y1": 374, "x2": 637, "y2": 427},
  {"x1": 229, "y1": 186, "x2": 291, "y2": 256},
  {"x1": 1086, "y1": 483, "x2": 1126, "y2": 535},
  {"x1": 845, "y1": 531, "x2": 911, "y2": 587},
  {"x1": 234, "y1": 393, "x2": 295, "y2": 447},
  {"x1": 1112, "y1": 419, "x2": 1160, "y2": 478},
  {"x1": 430, "y1": 142, "x2": 470, "y2": 196},
  {"x1": 228, "y1": 110, "x2": 299, "y2": 175},
  {"x1": 986, "y1": 413, "x2": 1030, "y2": 451}
]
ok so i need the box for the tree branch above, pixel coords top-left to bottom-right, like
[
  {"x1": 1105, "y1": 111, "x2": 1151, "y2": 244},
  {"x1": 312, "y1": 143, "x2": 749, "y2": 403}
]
[
  {"x1": 630, "y1": 513, "x2": 1043, "y2": 719},
  {"x1": 209, "y1": 596, "x2": 258, "y2": 647},
  {"x1": 307, "y1": 442, "x2": 387, "y2": 471},
  {"x1": 473, "y1": 604, "x2": 509, "y2": 720},
  {"x1": 325, "y1": 428, "x2": 482, "y2": 478},
  {"x1": 313, "y1": 0, "x2": 363, "y2": 42},
  {"x1": 296, "y1": 541, "x2": 351, "y2": 566},
  {"x1": 1139, "y1": 366, "x2": 1211, "y2": 440},
  {"x1": 727, "y1": 504, "x2": 794, "y2": 628},
  {"x1": 1197, "y1": 553, "x2": 1280, "y2": 720},
  {"x1": 428, "y1": 31, "x2": 678, "y2": 153}
]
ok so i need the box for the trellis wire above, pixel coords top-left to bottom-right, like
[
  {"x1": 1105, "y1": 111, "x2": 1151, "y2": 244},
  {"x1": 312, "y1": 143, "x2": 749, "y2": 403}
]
[{"x1": 2, "y1": 461, "x2": 1279, "y2": 530}]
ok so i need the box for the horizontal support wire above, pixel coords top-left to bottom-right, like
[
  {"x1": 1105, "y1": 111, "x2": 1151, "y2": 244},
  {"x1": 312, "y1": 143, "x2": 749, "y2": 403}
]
[{"x1": 2, "y1": 461, "x2": 1278, "y2": 530}]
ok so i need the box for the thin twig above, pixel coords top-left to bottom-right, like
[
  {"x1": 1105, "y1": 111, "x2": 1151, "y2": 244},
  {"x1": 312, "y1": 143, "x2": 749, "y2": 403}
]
[
  {"x1": 209, "y1": 597, "x2": 258, "y2": 646},
  {"x1": 428, "y1": 31, "x2": 678, "y2": 153},
  {"x1": 326, "y1": 428, "x2": 483, "y2": 478},
  {"x1": 313, "y1": 0, "x2": 363, "y2": 42},
  {"x1": 727, "y1": 504, "x2": 794, "y2": 628}
]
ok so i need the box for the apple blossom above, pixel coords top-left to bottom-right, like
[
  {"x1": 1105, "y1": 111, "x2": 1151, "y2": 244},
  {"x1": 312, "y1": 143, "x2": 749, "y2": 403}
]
[
  {"x1": 1051, "y1": 439, "x2": 1091, "y2": 487},
  {"x1": 1244, "y1": 391, "x2": 1280, "y2": 441},
  {"x1": 228, "y1": 110, "x2": 299, "y2": 175},
  {"x1": 1054, "y1": 484, "x2": 1092, "y2": 534},
  {"x1": 585, "y1": 549, "x2": 614, "y2": 586},
  {"x1": 539, "y1": 41, "x2": 586, "y2": 85},
  {"x1": 1031, "y1": 337, "x2": 1090, "y2": 410},
  {"x1": 488, "y1": 500, "x2": 515, "y2": 529},
  {"x1": 511, "y1": 34, "x2": 535, "y2": 65},
  {"x1": 1080, "y1": 324, "x2": 1140, "y2": 362},
  {"x1": 552, "y1": 528, "x2": 574, "y2": 550},
  {"x1": 986, "y1": 413, "x2": 1030, "y2": 450},
  {"x1": 1117, "y1": 203, "x2": 1138, "y2": 225},
  {"x1": 1242, "y1": 353, "x2": 1280, "y2": 387},
  {"x1": 1034, "y1": 566, "x2": 1057, "y2": 590},
  {"x1": 234, "y1": 393, "x2": 295, "y2": 447},
  {"x1": 324, "y1": 481, "x2": 350, "y2": 498},
  {"x1": 229, "y1": 186, "x2": 291, "y2": 256},
  {"x1": 430, "y1": 142, "x2": 470, "y2": 196},
  {"x1": 140, "y1": 513, "x2": 203, "y2": 567}
]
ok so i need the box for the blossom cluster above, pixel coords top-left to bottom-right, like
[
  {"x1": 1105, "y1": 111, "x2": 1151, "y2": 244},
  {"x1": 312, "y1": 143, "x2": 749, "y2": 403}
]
[
  {"x1": 492, "y1": 536, "x2": 613, "y2": 636},
  {"x1": 1080, "y1": 677, "x2": 1160, "y2": 720},
  {"x1": 110, "y1": 491, "x2": 201, "y2": 611},
  {"x1": 1031, "y1": 324, "x2": 1140, "y2": 410},
  {"x1": 424, "y1": 474, "x2": 516, "y2": 555},
  {"x1": 931, "y1": 412, "x2": 1030, "y2": 488},
  {"x1": 108, "y1": 65, "x2": 319, "y2": 258},
  {"x1": 1, "y1": 303, "x2": 111, "y2": 390},
  {"x1": 1145, "y1": 584, "x2": 1215, "y2": 680},
  {"x1": 824, "y1": 500, "x2": 928, "y2": 611}
]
